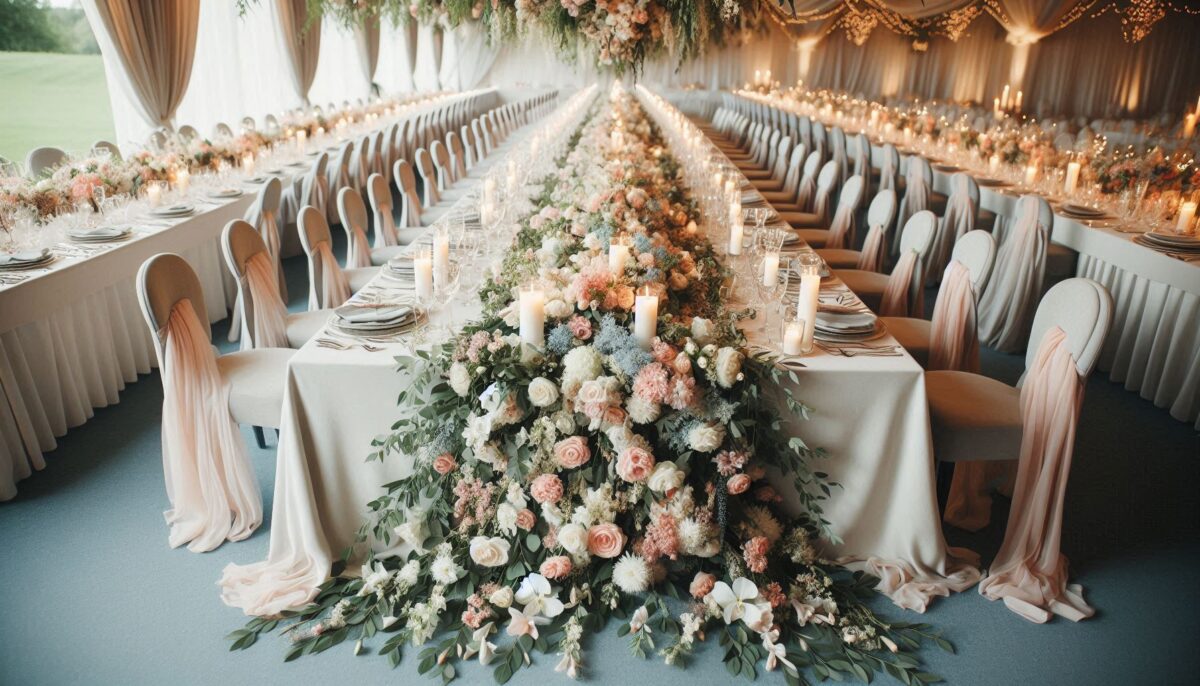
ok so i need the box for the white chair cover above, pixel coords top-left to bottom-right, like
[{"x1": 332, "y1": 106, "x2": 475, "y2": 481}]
[
  {"x1": 928, "y1": 173, "x2": 976, "y2": 285},
  {"x1": 310, "y1": 242, "x2": 351, "y2": 310},
  {"x1": 978, "y1": 196, "x2": 1047, "y2": 352},
  {"x1": 894, "y1": 158, "x2": 931, "y2": 256}
]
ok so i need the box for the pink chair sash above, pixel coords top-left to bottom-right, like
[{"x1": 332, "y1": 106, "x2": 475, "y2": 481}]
[
  {"x1": 346, "y1": 223, "x2": 371, "y2": 270},
  {"x1": 978, "y1": 326, "x2": 1094, "y2": 624},
  {"x1": 978, "y1": 200, "x2": 1046, "y2": 352},
  {"x1": 374, "y1": 204, "x2": 398, "y2": 248},
  {"x1": 825, "y1": 204, "x2": 854, "y2": 250},
  {"x1": 927, "y1": 261, "x2": 979, "y2": 372},
  {"x1": 161, "y1": 298, "x2": 262, "y2": 552},
  {"x1": 857, "y1": 224, "x2": 887, "y2": 272},
  {"x1": 880, "y1": 250, "x2": 922, "y2": 318},
  {"x1": 242, "y1": 252, "x2": 289, "y2": 350},
  {"x1": 309, "y1": 241, "x2": 351, "y2": 310}
]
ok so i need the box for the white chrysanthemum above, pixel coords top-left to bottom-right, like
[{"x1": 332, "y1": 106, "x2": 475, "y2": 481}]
[
  {"x1": 625, "y1": 395, "x2": 661, "y2": 424},
  {"x1": 561, "y1": 345, "x2": 604, "y2": 398},
  {"x1": 687, "y1": 422, "x2": 726, "y2": 452},
  {"x1": 449, "y1": 362, "x2": 471, "y2": 397},
  {"x1": 396, "y1": 560, "x2": 420, "y2": 588},
  {"x1": 527, "y1": 377, "x2": 560, "y2": 408},
  {"x1": 677, "y1": 517, "x2": 705, "y2": 553},
  {"x1": 496, "y1": 503, "x2": 519, "y2": 536},
  {"x1": 612, "y1": 553, "x2": 650, "y2": 594},
  {"x1": 745, "y1": 505, "x2": 783, "y2": 544},
  {"x1": 430, "y1": 555, "x2": 463, "y2": 584}
]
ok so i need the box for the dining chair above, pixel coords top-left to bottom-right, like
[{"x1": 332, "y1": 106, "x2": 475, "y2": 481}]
[
  {"x1": 779, "y1": 160, "x2": 839, "y2": 228},
  {"x1": 795, "y1": 174, "x2": 864, "y2": 249},
  {"x1": 881, "y1": 230, "x2": 997, "y2": 369},
  {"x1": 221, "y1": 219, "x2": 331, "y2": 350},
  {"x1": 895, "y1": 155, "x2": 933, "y2": 255},
  {"x1": 24, "y1": 147, "x2": 68, "y2": 178},
  {"x1": 177, "y1": 124, "x2": 200, "y2": 142},
  {"x1": 91, "y1": 140, "x2": 122, "y2": 161},
  {"x1": 367, "y1": 173, "x2": 423, "y2": 250},
  {"x1": 136, "y1": 253, "x2": 292, "y2": 551},
  {"x1": 246, "y1": 177, "x2": 287, "y2": 301},
  {"x1": 978, "y1": 194, "x2": 1048, "y2": 352},
  {"x1": 338, "y1": 185, "x2": 403, "y2": 268},
  {"x1": 297, "y1": 206, "x2": 377, "y2": 310},
  {"x1": 758, "y1": 144, "x2": 807, "y2": 206},
  {"x1": 836, "y1": 209, "x2": 937, "y2": 316},
  {"x1": 213, "y1": 122, "x2": 235, "y2": 139}
]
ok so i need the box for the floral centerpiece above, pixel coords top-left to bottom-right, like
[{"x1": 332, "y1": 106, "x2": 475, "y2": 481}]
[{"x1": 228, "y1": 88, "x2": 950, "y2": 684}]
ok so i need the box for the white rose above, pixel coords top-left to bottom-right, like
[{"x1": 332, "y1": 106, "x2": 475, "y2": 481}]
[
  {"x1": 449, "y1": 362, "x2": 471, "y2": 397},
  {"x1": 469, "y1": 536, "x2": 511, "y2": 567},
  {"x1": 496, "y1": 503, "x2": 519, "y2": 536},
  {"x1": 558, "y1": 523, "x2": 589, "y2": 556},
  {"x1": 647, "y1": 462, "x2": 685, "y2": 493},
  {"x1": 489, "y1": 586, "x2": 514, "y2": 608},
  {"x1": 626, "y1": 395, "x2": 660, "y2": 424},
  {"x1": 527, "y1": 377, "x2": 560, "y2": 408},
  {"x1": 687, "y1": 422, "x2": 726, "y2": 453},
  {"x1": 690, "y1": 317, "x2": 714, "y2": 344},
  {"x1": 545, "y1": 298, "x2": 572, "y2": 319},
  {"x1": 713, "y1": 347, "x2": 744, "y2": 389},
  {"x1": 552, "y1": 409, "x2": 577, "y2": 435}
]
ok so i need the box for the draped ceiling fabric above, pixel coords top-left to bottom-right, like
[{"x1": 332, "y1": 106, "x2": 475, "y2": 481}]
[
  {"x1": 412, "y1": 23, "x2": 443, "y2": 92},
  {"x1": 274, "y1": 0, "x2": 321, "y2": 105},
  {"x1": 82, "y1": 0, "x2": 200, "y2": 146},
  {"x1": 376, "y1": 20, "x2": 418, "y2": 93},
  {"x1": 438, "y1": 22, "x2": 500, "y2": 91},
  {"x1": 310, "y1": 20, "x2": 372, "y2": 106}
]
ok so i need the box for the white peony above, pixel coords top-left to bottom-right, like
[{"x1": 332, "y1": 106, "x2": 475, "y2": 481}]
[
  {"x1": 612, "y1": 553, "x2": 650, "y2": 594},
  {"x1": 469, "y1": 536, "x2": 511, "y2": 567},
  {"x1": 560, "y1": 345, "x2": 603, "y2": 398},
  {"x1": 687, "y1": 422, "x2": 726, "y2": 453},
  {"x1": 713, "y1": 347, "x2": 744, "y2": 388},
  {"x1": 557, "y1": 522, "x2": 589, "y2": 556},
  {"x1": 396, "y1": 560, "x2": 420, "y2": 587},
  {"x1": 690, "y1": 317, "x2": 715, "y2": 344},
  {"x1": 431, "y1": 555, "x2": 464, "y2": 584},
  {"x1": 625, "y1": 395, "x2": 661, "y2": 424},
  {"x1": 647, "y1": 462, "x2": 685, "y2": 493},
  {"x1": 496, "y1": 503, "x2": 519, "y2": 536},
  {"x1": 449, "y1": 362, "x2": 471, "y2": 397},
  {"x1": 462, "y1": 413, "x2": 493, "y2": 452},
  {"x1": 545, "y1": 298, "x2": 573, "y2": 319},
  {"x1": 527, "y1": 377, "x2": 560, "y2": 408},
  {"x1": 489, "y1": 586, "x2": 514, "y2": 609}
]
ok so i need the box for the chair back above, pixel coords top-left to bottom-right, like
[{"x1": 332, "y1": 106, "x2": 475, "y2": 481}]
[
  {"x1": 91, "y1": 140, "x2": 121, "y2": 160},
  {"x1": 430, "y1": 140, "x2": 452, "y2": 189},
  {"x1": 867, "y1": 188, "x2": 897, "y2": 230},
  {"x1": 136, "y1": 253, "x2": 210, "y2": 363},
  {"x1": 213, "y1": 122, "x2": 234, "y2": 139},
  {"x1": 1026, "y1": 278, "x2": 1113, "y2": 378},
  {"x1": 177, "y1": 124, "x2": 199, "y2": 142},
  {"x1": 415, "y1": 148, "x2": 439, "y2": 205},
  {"x1": 899, "y1": 210, "x2": 937, "y2": 257},
  {"x1": 950, "y1": 230, "x2": 997, "y2": 292},
  {"x1": 394, "y1": 159, "x2": 422, "y2": 227},
  {"x1": 241, "y1": 116, "x2": 256, "y2": 131},
  {"x1": 25, "y1": 147, "x2": 68, "y2": 177}
]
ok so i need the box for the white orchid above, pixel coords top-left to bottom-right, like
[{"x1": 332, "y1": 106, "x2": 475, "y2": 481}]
[
  {"x1": 463, "y1": 622, "x2": 498, "y2": 665},
  {"x1": 515, "y1": 573, "x2": 565, "y2": 618},
  {"x1": 761, "y1": 629, "x2": 796, "y2": 673},
  {"x1": 555, "y1": 652, "x2": 581, "y2": 679},
  {"x1": 506, "y1": 606, "x2": 550, "y2": 639},
  {"x1": 709, "y1": 578, "x2": 773, "y2": 631}
]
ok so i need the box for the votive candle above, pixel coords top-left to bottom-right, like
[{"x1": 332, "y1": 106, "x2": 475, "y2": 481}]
[
  {"x1": 795, "y1": 255, "x2": 821, "y2": 352},
  {"x1": 783, "y1": 321, "x2": 804, "y2": 355},
  {"x1": 728, "y1": 214, "x2": 744, "y2": 256},
  {"x1": 414, "y1": 251, "x2": 433, "y2": 301},
  {"x1": 761, "y1": 250, "x2": 780, "y2": 287},
  {"x1": 1176, "y1": 201, "x2": 1197, "y2": 234},
  {"x1": 1064, "y1": 162, "x2": 1081, "y2": 194}
]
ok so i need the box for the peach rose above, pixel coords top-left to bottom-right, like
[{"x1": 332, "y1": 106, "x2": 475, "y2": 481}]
[
  {"x1": 530, "y1": 474, "x2": 564, "y2": 504},
  {"x1": 554, "y1": 436, "x2": 592, "y2": 469},
  {"x1": 516, "y1": 508, "x2": 536, "y2": 530},
  {"x1": 726, "y1": 473, "x2": 751, "y2": 495},
  {"x1": 539, "y1": 555, "x2": 573, "y2": 580},
  {"x1": 615, "y1": 285, "x2": 636, "y2": 310},
  {"x1": 586, "y1": 523, "x2": 627, "y2": 558},
  {"x1": 432, "y1": 453, "x2": 457, "y2": 475},
  {"x1": 616, "y1": 446, "x2": 656, "y2": 483},
  {"x1": 690, "y1": 571, "x2": 716, "y2": 599}
]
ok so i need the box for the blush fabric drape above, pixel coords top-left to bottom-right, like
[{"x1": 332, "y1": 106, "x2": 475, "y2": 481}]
[
  {"x1": 160, "y1": 298, "x2": 262, "y2": 552},
  {"x1": 243, "y1": 253, "x2": 289, "y2": 350},
  {"x1": 880, "y1": 250, "x2": 922, "y2": 318},
  {"x1": 978, "y1": 198, "x2": 1046, "y2": 352},
  {"x1": 309, "y1": 242, "x2": 351, "y2": 310},
  {"x1": 928, "y1": 261, "x2": 980, "y2": 372},
  {"x1": 978, "y1": 326, "x2": 1095, "y2": 624},
  {"x1": 275, "y1": 0, "x2": 322, "y2": 104}
]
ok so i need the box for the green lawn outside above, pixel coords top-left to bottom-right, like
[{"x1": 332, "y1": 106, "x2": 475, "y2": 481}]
[{"x1": 0, "y1": 50, "x2": 115, "y2": 165}]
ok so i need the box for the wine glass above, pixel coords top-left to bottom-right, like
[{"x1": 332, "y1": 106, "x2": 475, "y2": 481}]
[{"x1": 753, "y1": 253, "x2": 789, "y2": 335}]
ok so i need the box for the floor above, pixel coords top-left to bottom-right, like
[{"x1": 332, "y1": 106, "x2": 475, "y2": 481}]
[{"x1": 1, "y1": 241, "x2": 1197, "y2": 686}]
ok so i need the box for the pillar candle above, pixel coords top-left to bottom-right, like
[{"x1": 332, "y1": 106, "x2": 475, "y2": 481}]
[
  {"x1": 483, "y1": 177, "x2": 496, "y2": 207},
  {"x1": 296, "y1": 129, "x2": 307, "y2": 149},
  {"x1": 241, "y1": 153, "x2": 255, "y2": 175},
  {"x1": 1184, "y1": 114, "x2": 1196, "y2": 139},
  {"x1": 609, "y1": 241, "x2": 629, "y2": 276},
  {"x1": 1015, "y1": 91, "x2": 1023, "y2": 113},
  {"x1": 728, "y1": 215, "x2": 744, "y2": 256},
  {"x1": 796, "y1": 270, "x2": 820, "y2": 352},
  {"x1": 633, "y1": 286, "x2": 658, "y2": 349},
  {"x1": 1064, "y1": 162, "x2": 1081, "y2": 194},
  {"x1": 414, "y1": 251, "x2": 433, "y2": 301},
  {"x1": 433, "y1": 228, "x2": 450, "y2": 287},
  {"x1": 783, "y1": 321, "x2": 804, "y2": 355},
  {"x1": 989, "y1": 155, "x2": 1000, "y2": 173},
  {"x1": 146, "y1": 183, "x2": 162, "y2": 207},
  {"x1": 175, "y1": 168, "x2": 190, "y2": 193},
  {"x1": 1024, "y1": 165, "x2": 1038, "y2": 186},
  {"x1": 519, "y1": 285, "x2": 545, "y2": 349},
  {"x1": 761, "y1": 250, "x2": 780, "y2": 287},
  {"x1": 1001, "y1": 84, "x2": 1010, "y2": 110},
  {"x1": 1176, "y1": 201, "x2": 1197, "y2": 234}
]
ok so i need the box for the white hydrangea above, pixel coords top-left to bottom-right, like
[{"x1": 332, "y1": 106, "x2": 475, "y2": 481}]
[
  {"x1": 462, "y1": 413, "x2": 493, "y2": 453},
  {"x1": 431, "y1": 555, "x2": 463, "y2": 585},
  {"x1": 561, "y1": 345, "x2": 604, "y2": 398},
  {"x1": 396, "y1": 560, "x2": 420, "y2": 588},
  {"x1": 612, "y1": 553, "x2": 650, "y2": 594}
]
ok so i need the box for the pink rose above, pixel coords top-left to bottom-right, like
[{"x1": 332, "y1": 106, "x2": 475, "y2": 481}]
[
  {"x1": 567, "y1": 315, "x2": 592, "y2": 340},
  {"x1": 432, "y1": 453, "x2": 457, "y2": 475},
  {"x1": 689, "y1": 571, "x2": 716, "y2": 599},
  {"x1": 539, "y1": 555, "x2": 572, "y2": 580},
  {"x1": 516, "y1": 508, "x2": 536, "y2": 531},
  {"x1": 554, "y1": 436, "x2": 591, "y2": 469},
  {"x1": 726, "y1": 473, "x2": 751, "y2": 495},
  {"x1": 616, "y1": 446, "x2": 656, "y2": 483},
  {"x1": 587, "y1": 523, "x2": 626, "y2": 558},
  {"x1": 530, "y1": 474, "x2": 564, "y2": 504}
]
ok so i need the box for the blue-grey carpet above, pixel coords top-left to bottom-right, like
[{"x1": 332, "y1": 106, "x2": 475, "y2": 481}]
[{"x1": 1, "y1": 242, "x2": 1197, "y2": 685}]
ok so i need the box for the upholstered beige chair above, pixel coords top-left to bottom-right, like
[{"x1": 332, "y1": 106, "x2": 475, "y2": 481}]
[
  {"x1": 795, "y1": 174, "x2": 864, "y2": 249},
  {"x1": 297, "y1": 206, "x2": 377, "y2": 310},
  {"x1": 367, "y1": 173, "x2": 424, "y2": 249},
  {"x1": 780, "y1": 160, "x2": 841, "y2": 229},
  {"x1": 221, "y1": 219, "x2": 330, "y2": 350},
  {"x1": 836, "y1": 209, "x2": 937, "y2": 315}
]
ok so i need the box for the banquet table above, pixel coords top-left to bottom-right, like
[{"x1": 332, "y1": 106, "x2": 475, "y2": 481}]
[
  {"x1": 0, "y1": 90, "x2": 492, "y2": 501},
  {"x1": 726, "y1": 91, "x2": 1199, "y2": 429},
  {"x1": 219, "y1": 91, "x2": 976, "y2": 617}
]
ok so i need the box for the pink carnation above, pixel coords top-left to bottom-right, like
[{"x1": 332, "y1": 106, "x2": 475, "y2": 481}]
[
  {"x1": 632, "y1": 363, "x2": 670, "y2": 404},
  {"x1": 539, "y1": 555, "x2": 572, "y2": 580},
  {"x1": 742, "y1": 536, "x2": 771, "y2": 574},
  {"x1": 530, "y1": 474, "x2": 564, "y2": 504}
]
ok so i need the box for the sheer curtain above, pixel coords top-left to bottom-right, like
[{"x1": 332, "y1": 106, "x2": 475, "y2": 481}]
[
  {"x1": 174, "y1": 0, "x2": 299, "y2": 138},
  {"x1": 355, "y1": 18, "x2": 381, "y2": 92},
  {"x1": 310, "y1": 20, "x2": 371, "y2": 106},
  {"x1": 439, "y1": 22, "x2": 498, "y2": 91},
  {"x1": 376, "y1": 20, "x2": 417, "y2": 94},
  {"x1": 412, "y1": 23, "x2": 442, "y2": 92},
  {"x1": 275, "y1": 0, "x2": 321, "y2": 105},
  {"x1": 82, "y1": 0, "x2": 200, "y2": 148}
]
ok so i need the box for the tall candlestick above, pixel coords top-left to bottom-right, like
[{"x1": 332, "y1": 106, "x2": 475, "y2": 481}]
[
  {"x1": 1064, "y1": 161, "x2": 1081, "y2": 194},
  {"x1": 1015, "y1": 90, "x2": 1023, "y2": 113},
  {"x1": 728, "y1": 214, "x2": 744, "y2": 256},
  {"x1": 633, "y1": 286, "x2": 658, "y2": 349},
  {"x1": 433, "y1": 228, "x2": 450, "y2": 288},
  {"x1": 795, "y1": 255, "x2": 821, "y2": 353},
  {"x1": 761, "y1": 250, "x2": 780, "y2": 287},
  {"x1": 519, "y1": 285, "x2": 545, "y2": 350},
  {"x1": 608, "y1": 240, "x2": 630, "y2": 276},
  {"x1": 1176, "y1": 200, "x2": 1197, "y2": 234},
  {"x1": 1185, "y1": 114, "x2": 1197, "y2": 139},
  {"x1": 414, "y1": 251, "x2": 433, "y2": 301},
  {"x1": 1001, "y1": 84, "x2": 1010, "y2": 110}
]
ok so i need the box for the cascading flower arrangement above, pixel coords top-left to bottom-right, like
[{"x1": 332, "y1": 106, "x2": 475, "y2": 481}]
[{"x1": 229, "y1": 88, "x2": 951, "y2": 685}]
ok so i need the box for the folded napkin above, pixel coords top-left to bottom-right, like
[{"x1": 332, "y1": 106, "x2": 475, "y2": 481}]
[
  {"x1": 816, "y1": 311, "x2": 876, "y2": 330},
  {"x1": 0, "y1": 248, "x2": 50, "y2": 265},
  {"x1": 818, "y1": 302, "x2": 861, "y2": 315},
  {"x1": 336, "y1": 304, "x2": 412, "y2": 324}
]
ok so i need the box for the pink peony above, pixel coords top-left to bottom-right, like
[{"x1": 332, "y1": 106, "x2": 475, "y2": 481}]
[
  {"x1": 567, "y1": 315, "x2": 592, "y2": 340},
  {"x1": 689, "y1": 571, "x2": 716, "y2": 599},
  {"x1": 616, "y1": 446, "x2": 656, "y2": 483},
  {"x1": 586, "y1": 523, "x2": 627, "y2": 558},
  {"x1": 726, "y1": 473, "x2": 752, "y2": 495},
  {"x1": 554, "y1": 436, "x2": 591, "y2": 469},
  {"x1": 432, "y1": 453, "x2": 457, "y2": 475},
  {"x1": 530, "y1": 474, "x2": 564, "y2": 504},
  {"x1": 539, "y1": 555, "x2": 573, "y2": 580},
  {"x1": 516, "y1": 508, "x2": 536, "y2": 531}
]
